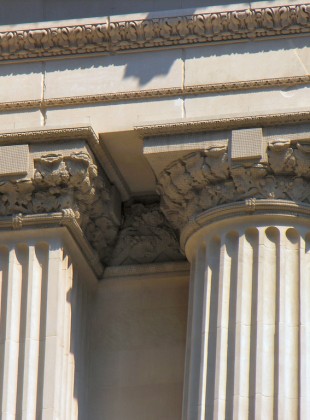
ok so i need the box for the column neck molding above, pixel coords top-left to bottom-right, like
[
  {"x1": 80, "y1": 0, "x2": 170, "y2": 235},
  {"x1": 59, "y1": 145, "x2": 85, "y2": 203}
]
[
  {"x1": 181, "y1": 199, "x2": 310, "y2": 257},
  {"x1": 0, "y1": 3, "x2": 309, "y2": 62}
]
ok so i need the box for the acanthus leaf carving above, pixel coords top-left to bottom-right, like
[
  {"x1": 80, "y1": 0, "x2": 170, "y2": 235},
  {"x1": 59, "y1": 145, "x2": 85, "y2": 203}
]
[
  {"x1": 0, "y1": 4, "x2": 309, "y2": 61},
  {"x1": 0, "y1": 151, "x2": 121, "y2": 265},
  {"x1": 157, "y1": 139, "x2": 310, "y2": 231},
  {"x1": 110, "y1": 203, "x2": 184, "y2": 266}
]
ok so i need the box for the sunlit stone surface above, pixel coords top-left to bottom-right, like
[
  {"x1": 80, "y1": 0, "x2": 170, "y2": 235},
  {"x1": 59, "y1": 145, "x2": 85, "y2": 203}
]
[{"x1": 0, "y1": 1, "x2": 310, "y2": 418}]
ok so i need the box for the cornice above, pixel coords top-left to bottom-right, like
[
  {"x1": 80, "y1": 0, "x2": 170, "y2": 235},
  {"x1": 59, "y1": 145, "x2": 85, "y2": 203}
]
[
  {"x1": 0, "y1": 75, "x2": 309, "y2": 112},
  {"x1": 136, "y1": 110, "x2": 310, "y2": 136},
  {"x1": 0, "y1": 210, "x2": 103, "y2": 278},
  {"x1": 0, "y1": 3, "x2": 309, "y2": 62}
]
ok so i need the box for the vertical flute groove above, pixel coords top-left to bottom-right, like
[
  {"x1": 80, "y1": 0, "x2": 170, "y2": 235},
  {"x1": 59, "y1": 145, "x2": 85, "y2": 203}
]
[
  {"x1": 15, "y1": 244, "x2": 29, "y2": 419},
  {"x1": 249, "y1": 229, "x2": 259, "y2": 419},
  {"x1": 2, "y1": 246, "x2": 24, "y2": 418},
  {"x1": 278, "y1": 229, "x2": 300, "y2": 419},
  {"x1": 255, "y1": 227, "x2": 278, "y2": 420},
  {"x1": 22, "y1": 244, "x2": 45, "y2": 420},
  {"x1": 79, "y1": 279, "x2": 88, "y2": 419},
  {"x1": 205, "y1": 237, "x2": 220, "y2": 418},
  {"x1": 225, "y1": 232, "x2": 239, "y2": 420},
  {"x1": 300, "y1": 233, "x2": 310, "y2": 419},
  {"x1": 187, "y1": 246, "x2": 206, "y2": 419},
  {"x1": 213, "y1": 232, "x2": 238, "y2": 420},
  {"x1": 197, "y1": 244, "x2": 210, "y2": 420},
  {"x1": 0, "y1": 247, "x2": 9, "y2": 416},
  {"x1": 41, "y1": 243, "x2": 63, "y2": 419},
  {"x1": 182, "y1": 256, "x2": 197, "y2": 420},
  {"x1": 233, "y1": 229, "x2": 258, "y2": 420},
  {"x1": 36, "y1": 243, "x2": 49, "y2": 417},
  {"x1": 64, "y1": 258, "x2": 73, "y2": 420},
  {"x1": 70, "y1": 268, "x2": 79, "y2": 420}
]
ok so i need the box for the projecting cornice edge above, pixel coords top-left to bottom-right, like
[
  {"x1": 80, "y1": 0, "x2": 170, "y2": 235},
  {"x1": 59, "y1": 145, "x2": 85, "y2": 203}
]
[
  {"x1": 1, "y1": 75, "x2": 310, "y2": 112},
  {"x1": 136, "y1": 110, "x2": 310, "y2": 137},
  {"x1": 0, "y1": 3, "x2": 309, "y2": 62}
]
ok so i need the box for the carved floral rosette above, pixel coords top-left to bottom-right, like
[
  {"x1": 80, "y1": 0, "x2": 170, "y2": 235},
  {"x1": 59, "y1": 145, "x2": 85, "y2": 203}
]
[{"x1": 156, "y1": 140, "x2": 310, "y2": 231}]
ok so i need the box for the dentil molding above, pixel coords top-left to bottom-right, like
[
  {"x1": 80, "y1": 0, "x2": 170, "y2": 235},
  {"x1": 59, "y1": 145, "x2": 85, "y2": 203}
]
[{"x1": 0, "y1": 3, "x2": 309, "y2": 61}]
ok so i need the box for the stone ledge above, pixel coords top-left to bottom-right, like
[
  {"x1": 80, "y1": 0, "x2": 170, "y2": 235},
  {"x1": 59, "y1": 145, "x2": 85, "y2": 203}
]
[{"x1": 103, "y1": 260, "x2": 189, "y2": 279}]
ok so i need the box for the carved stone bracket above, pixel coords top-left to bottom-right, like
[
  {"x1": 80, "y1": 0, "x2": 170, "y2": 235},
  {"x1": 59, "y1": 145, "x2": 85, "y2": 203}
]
[
  {"x1": 156, "y1": 139, "x2": 310, "y2": 231},
  {"x1": 0, "y1": 4, "x2": 310, "y2": 61}
]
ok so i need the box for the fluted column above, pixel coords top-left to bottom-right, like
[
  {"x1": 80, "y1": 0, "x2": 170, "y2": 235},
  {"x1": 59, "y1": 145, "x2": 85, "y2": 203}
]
[
  {"x1": 0, "y1": 229, "x2": 94, "y2": 420},
  {"x1": 182, "y1": 210, "x2": 310, "y2": 420}
]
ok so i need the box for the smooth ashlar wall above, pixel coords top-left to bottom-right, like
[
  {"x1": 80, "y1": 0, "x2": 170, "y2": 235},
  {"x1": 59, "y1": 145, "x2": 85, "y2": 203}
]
[{"x1": 88, "y1": 269, "x2": 189, "y2": 420}]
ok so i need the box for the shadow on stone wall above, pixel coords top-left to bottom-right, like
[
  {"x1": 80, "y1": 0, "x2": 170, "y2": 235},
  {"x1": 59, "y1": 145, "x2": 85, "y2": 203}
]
[{"x1": 0, "y1": 1, "x2": 266, "y2": 25}]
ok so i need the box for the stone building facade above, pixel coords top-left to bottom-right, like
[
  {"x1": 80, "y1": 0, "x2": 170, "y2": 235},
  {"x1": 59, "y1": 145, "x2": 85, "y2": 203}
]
[{"x1": 0, "y1": 0, "x2": 310, "y2": 419}]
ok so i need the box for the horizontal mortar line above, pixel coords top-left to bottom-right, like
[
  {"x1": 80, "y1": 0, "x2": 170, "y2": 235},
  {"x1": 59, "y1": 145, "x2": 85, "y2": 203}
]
[{"x1": 0, "y1": 75, "x2": 310, "y2": 112}]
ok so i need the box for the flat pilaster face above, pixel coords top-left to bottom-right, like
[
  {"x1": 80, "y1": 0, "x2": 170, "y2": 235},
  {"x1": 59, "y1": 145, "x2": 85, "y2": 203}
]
[
  {"x1": 182, "y1": 216, "x2": 310, "y2": 420},
  {"x1": 0, "y1": 231, "x2": 92, "y2": 420}
]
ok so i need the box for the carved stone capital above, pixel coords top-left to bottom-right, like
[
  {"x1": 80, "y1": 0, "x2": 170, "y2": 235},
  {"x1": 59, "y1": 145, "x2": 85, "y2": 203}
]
[
  {"x1": 154, "y1": 137, "x2": 310, "y2": 232},
  {"x1": 0, "y1": 142, "x2": 121, "y2": 266}
]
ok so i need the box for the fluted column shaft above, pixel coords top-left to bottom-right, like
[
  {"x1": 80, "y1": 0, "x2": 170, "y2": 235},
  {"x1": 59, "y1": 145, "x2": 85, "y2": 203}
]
[
  {"x1": 183, "y1": 214, "x2": 310, "y2": 420},
  {"x1": 0, "y1": 230, "x2": 92, "y2": 420}
]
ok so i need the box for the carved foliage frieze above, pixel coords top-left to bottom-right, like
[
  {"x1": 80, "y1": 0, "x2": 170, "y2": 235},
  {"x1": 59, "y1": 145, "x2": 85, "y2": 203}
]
[
  {"x1": 157, "y1": 141, "x2": 310, "y2": 230},
  {"x1": 0, "y1": 152, "x2": 120, "y2": 264},
  {"x1": 110, "y1": 203, "x2": 184, "y2": 266},
  {"x1": 0, "y1": 4, "x2": 310, "y2": 61}
]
